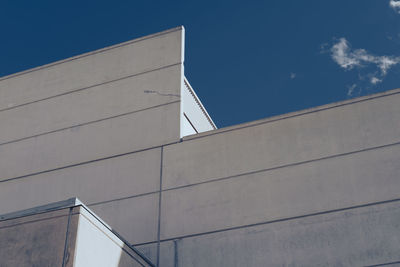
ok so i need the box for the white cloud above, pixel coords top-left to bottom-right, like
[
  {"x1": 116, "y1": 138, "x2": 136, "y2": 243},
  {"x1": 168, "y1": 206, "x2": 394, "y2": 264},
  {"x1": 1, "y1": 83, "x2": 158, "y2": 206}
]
[
  {"x1": 330, "y1": 38, "x2": 400, "y2": 84},
  {"x1": 378, "y1": 56, "x2": 398, "y2": 75},
  {"x1": 331, "y1": 38, "x2": 360, "y2": 69},
  {"x1": 290, "y1": 73, "x2": 296, "y2": 79},
  {"x1": 371, "y1": 77, "x2": 382, "y2": 84},
  {"x1": 390, "y1": 0, "x2": 400, "y2": 13}
]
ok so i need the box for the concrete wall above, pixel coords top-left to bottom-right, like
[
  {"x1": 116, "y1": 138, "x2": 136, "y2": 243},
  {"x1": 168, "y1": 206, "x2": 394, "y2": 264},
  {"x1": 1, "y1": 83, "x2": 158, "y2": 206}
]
[
  {"x1": 0, "y1": 27, "x2": 184, "y2": 182},
  {"x1": 0, "y1": 27, "x2": 217, "y2": 247},
  {"x1": 144, "y1": 89, "x2": 400, "y2": 266},
  {"x1": 0, "y1": 27, "x2": 186, "y2": 248},
  {"x1": 0, "y1": 206, "x2": 78, "y2": 267},
  {"x1": 160, "y1": 89, "x2": 400, "y2": 237},
  {"x1": 146, "y1": 199, "x2": 400, "y2": 267},
  {"x1": 0, "y1": 28, "x2": 183, "y2": 111},
  {"x1": 0, "y1": 201, "x2": 153, "y2": 266}
]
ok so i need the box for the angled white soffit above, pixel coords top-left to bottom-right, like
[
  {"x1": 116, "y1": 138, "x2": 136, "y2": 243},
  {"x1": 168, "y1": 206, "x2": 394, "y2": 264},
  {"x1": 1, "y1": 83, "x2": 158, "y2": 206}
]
[{"x1": 181, "y1": 77, "x2": 217, "y2": 137}]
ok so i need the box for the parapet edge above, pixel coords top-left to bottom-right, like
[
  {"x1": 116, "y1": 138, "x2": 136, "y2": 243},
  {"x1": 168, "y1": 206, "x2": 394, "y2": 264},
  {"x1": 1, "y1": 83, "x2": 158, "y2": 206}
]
[
  {"x1": 182, "y1": 87, "x2": 400, "y2": 141},
  {"x1": 0, "y1": 26, "x2": 185, "y2": 82}
]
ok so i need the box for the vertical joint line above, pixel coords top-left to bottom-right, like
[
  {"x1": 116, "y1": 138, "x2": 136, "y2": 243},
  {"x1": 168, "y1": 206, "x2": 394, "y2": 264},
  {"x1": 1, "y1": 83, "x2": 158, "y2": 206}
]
[
  {"x1": 62, "y1": 207, "x2": 73, "y2": 267},
  {"x1": 174, "y1": 239, "x2": 179, "y2": 267},
  {"x1": 157, "y1": 146, "x2": 164, "y2": 267}
]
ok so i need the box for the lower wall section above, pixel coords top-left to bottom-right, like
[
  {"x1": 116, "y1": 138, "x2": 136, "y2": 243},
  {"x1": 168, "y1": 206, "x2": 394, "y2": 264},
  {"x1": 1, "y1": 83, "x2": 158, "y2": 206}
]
[
  {"x1": 0, "y1": 208, "x2": 78, "y2": 267},
  {"x1": 140, "y1": 200, "x2": 400, "y2": 267},
  {"x1": 0, "y1": 202, "x2": 155, "y2": 267}
]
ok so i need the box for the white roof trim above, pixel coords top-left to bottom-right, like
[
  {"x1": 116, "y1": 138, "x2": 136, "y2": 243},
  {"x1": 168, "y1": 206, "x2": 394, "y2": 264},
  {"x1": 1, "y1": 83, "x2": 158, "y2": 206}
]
[{"x1": 183, "y1": 77, "x2": 217, "y2": 129}]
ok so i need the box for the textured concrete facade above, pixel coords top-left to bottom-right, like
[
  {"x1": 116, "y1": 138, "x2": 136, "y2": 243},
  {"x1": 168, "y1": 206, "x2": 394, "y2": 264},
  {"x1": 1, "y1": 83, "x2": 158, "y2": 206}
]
[
  {"x1": 1, "y1": 27, "x2": 400, "y2": 266},
  {"x1": 0, "y1": 199, "x2": 153, "y2": 266},
  {"x1": 0, "y1": 207, "x2": 77, "y2": 267}
]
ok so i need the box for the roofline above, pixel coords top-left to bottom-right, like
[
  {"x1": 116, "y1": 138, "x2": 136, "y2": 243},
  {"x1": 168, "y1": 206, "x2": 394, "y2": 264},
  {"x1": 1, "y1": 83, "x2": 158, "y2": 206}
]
[
  {"x1": 183, "y1": 87, "x2": 400, "y2": 141},
  {"x1": 0, "y1": 197, "x2": 81, "y2": 221},
  {"x1": 0, "y1": 26, "x2": 184, "y2": 82}
]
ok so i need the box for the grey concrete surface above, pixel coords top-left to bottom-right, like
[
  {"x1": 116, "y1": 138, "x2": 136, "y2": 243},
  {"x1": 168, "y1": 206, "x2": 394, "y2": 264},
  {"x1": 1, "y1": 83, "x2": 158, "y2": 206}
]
[
  {"x1": 0, "y1": 102, "x2": 179, "y2": 182},
  {"x1": 136, "y1": 243, "x2": 158, "y2": 264},
  {"x1": 0, "y1": 208, "x2": 74, "y2": 267},
  {"x1": 90, "y1": 193, "x2": 159, "y2": 244},
  {"x1": 0, "y1": 27, "x2": 183, "y2": 111},
  {"x1": 161, "y1": 142, "x2": 400, "y2": 239},
  {"x1": 182, "y1": 88, "x2": 400, "y2": 141},
  {"x1": 64, "y1": 212, "x2": 80, "y2": 267},
  {"x1": 0, "y1": 64, "x2": 181, "y2": 144},
  {"x1": 163, "y1": 90, "x2": 400, "y2": 189},
  {"x1": 136, "y1": 242, "x2": 176, "y2": 267},
  {"x1": 0, "y1": 200, "x2": 155, "y2": 267},
  {"x1": 0, "y1": 148, "x2": 161, "y2": 215},
  {"x1": 157, "y1": 200, "x2": 400, "y2": 267}
]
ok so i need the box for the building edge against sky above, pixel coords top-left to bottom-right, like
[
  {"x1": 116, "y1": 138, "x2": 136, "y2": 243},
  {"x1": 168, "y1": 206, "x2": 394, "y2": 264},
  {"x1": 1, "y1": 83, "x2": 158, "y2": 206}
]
[
  {"x1": 0, "y1": 26, "x2": 215, "y2": 139},
  {"x1": 1, "y1": 26, "x2": 400, "y2": 266}
]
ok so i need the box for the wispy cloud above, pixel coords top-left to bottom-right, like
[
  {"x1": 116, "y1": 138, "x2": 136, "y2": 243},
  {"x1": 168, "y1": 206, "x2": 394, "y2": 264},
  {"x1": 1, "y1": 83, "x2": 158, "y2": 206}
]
[
  {"x1": 290, "y1": 73, "x2": 296, "y2": 79},
  {"x1": 347, "y1": 84, "x2": 357, "y2": 96},
  {"x1": 390, "y1": 0, "x2": 400, "y2": 13},
  {"x1": 330, "y1": 38, "x2": 400, "y2": 84}
]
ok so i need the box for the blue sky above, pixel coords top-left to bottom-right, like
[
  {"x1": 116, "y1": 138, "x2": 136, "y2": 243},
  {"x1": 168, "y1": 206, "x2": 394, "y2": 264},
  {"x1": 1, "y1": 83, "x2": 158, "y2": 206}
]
[{"x1": 1, "y1": 1, "x2": 400, "y2": 128}]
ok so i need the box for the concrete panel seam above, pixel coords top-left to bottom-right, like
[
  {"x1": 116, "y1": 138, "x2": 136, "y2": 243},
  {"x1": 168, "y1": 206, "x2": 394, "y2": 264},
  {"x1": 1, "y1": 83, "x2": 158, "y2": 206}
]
[
  {"x1": 0, "y1": 100, "x2": 180, "y2": 147},
  {"x1": 134, "y1": 197, "x2": 400, "y2": 245},
  {"x1": 0, "y1": 26, "x2": 183, "y2": 82},
  {"x1": 0, "y1": 213, "x2": 76, "y2": 231},
  {"x1": 0, "y1": 141, "x2": 179, "y2": 184},
  {"x1": 157, "y1": 146, "x2": 164, "y2": 267},
  {"x1": 173, "y1": 239, "x2": 179, "y2": 267},
  {"x1": 163, "y1": 140, "x2": 400, "y2": 191},
  {"x1": 88, "y1": 191, "x2": 160, "y2": 207},
  {"x1": 364, "y1": 260, "x2": 400, "y2": 267},
  {"x1": 62, "y1": 207, "x2": 73, "y2": 267},
  {"x1": 181, "y1": 89, "x2": 400, "y2": 142},
  {"x1": 0, "y1": 62, "x2": 181, "y2": 113}
]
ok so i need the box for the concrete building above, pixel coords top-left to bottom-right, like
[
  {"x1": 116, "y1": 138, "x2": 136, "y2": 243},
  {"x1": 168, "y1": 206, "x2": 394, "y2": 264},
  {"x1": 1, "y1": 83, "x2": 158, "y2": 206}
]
[
  {"x1": 0, "y1": 26, "x2": 400, "y2": 266},
  {"x1": 0, "y1": 198, "x2": 153, "y2": 266}
]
